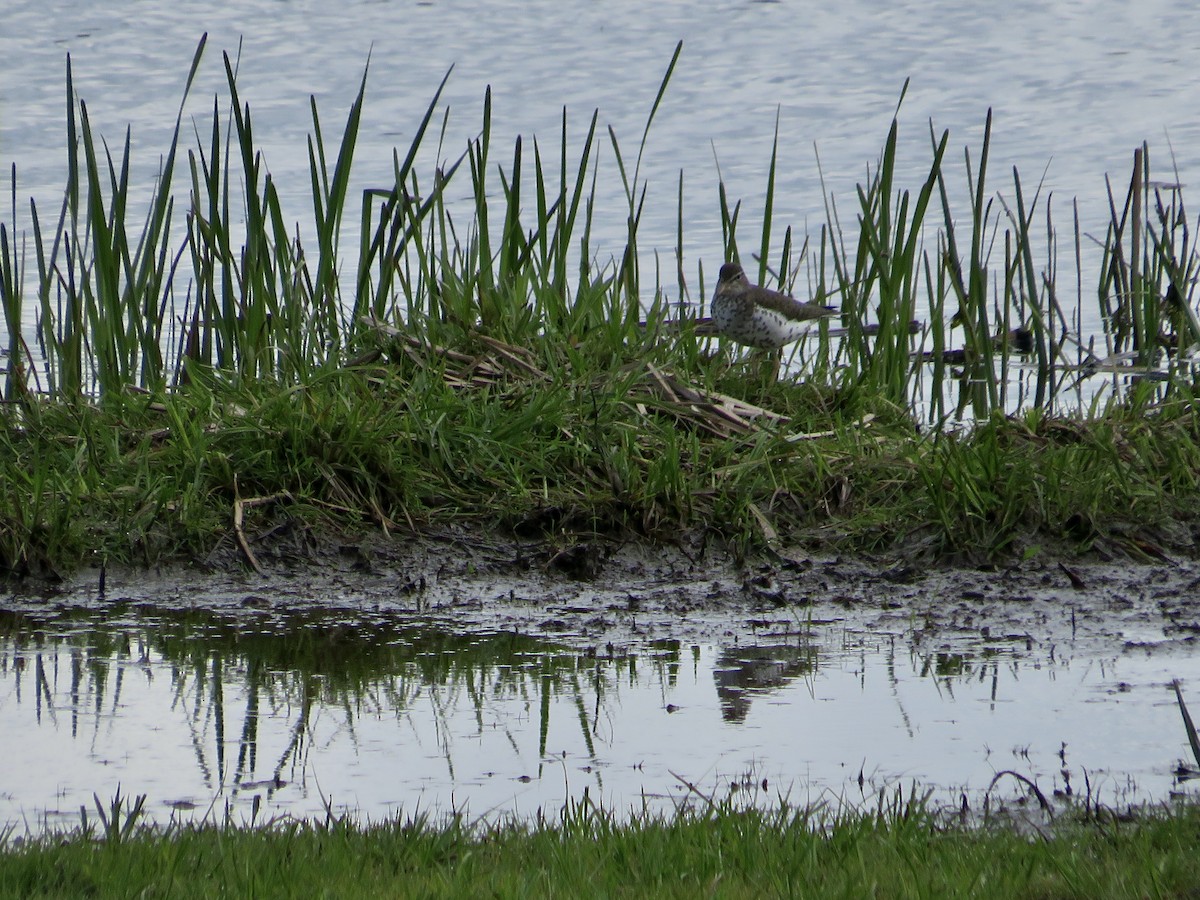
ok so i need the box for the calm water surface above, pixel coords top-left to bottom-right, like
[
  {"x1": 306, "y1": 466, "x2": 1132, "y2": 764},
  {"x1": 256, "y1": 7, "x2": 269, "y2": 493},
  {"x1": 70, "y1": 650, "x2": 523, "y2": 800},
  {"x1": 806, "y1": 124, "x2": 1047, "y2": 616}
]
[
  {"x1": 0, "y1": 601, "x2": 1196, "y2": 833},
  {"x1": 3, "y1": 0, "x2": 1199, "y2": 295}
]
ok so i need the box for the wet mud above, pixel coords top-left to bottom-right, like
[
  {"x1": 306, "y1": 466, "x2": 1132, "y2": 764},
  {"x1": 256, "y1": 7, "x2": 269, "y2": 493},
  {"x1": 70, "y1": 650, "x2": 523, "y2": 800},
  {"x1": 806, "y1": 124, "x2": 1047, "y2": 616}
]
[
  {"x1": 8, "y1": 530, "x2": 1200, "y2": 663},
  {"x1": 4, "y1": 531, "x2": 1200, "y2": 830}
]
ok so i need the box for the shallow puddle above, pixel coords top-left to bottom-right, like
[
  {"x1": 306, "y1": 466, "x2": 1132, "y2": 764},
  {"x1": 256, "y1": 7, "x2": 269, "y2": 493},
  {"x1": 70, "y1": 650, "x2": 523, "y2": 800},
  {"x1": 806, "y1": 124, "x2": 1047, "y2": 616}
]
[{"x1": 2, "y1": 591, "x2": 1197, "y2": 834}]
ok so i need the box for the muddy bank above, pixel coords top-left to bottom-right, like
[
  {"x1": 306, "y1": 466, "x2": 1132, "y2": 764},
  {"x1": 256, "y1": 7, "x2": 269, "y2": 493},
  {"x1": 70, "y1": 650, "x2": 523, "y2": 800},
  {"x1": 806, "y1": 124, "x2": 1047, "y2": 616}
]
[
  {"x1": 4, "y1": 530, "x2": 1200, "y2": 829},
  {"x1": 8, "y1": 530, "x2": 1200, "y2": 662}
]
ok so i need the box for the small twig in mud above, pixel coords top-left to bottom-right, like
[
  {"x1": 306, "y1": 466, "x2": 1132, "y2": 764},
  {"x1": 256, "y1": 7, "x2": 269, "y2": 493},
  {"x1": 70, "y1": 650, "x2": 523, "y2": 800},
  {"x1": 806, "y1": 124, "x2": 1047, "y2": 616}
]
[
  {"x1": 747, "y1": 503, "x2": 809, "y2": 569},
  {"x1": 232, "y1": 477, "x2": 293, "y2": 576},
  {"x1": 1128, "y1": 537, "x2": 1176, "y2": 565},
  {"x1": 985, "y1": 770, "x2": 1054, "y2": 818},
  {"x1": 1058, "y1": 562, "x2": 1086, "y2": 590},
  {"x1": 233, "y1": 480, "x2": 263, "y2": 576},
  {"x1": 668, "y1": 769, "x2": 719, "y2": 815},
  {"x1": 1173, "y1": 680, "x2": 1200, "y2": 771}
]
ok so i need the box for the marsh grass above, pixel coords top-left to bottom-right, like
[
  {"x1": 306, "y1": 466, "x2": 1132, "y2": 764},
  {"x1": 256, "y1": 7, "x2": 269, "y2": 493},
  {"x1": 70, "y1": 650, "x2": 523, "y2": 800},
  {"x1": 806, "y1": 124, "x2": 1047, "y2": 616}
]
[
  {"x1": 3, "y1": 37, "x2": 1200, "y2": 572},
  {"x1": 2, "y1": 793, "x2": 1199, "y2": 898}
]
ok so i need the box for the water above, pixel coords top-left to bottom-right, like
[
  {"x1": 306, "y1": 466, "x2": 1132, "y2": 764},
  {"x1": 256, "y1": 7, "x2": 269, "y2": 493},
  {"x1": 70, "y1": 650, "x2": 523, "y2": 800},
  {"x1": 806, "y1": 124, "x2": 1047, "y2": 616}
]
[
  {"x1": 1, "y1": 598, "x2": 1196, "y2": 834},
  {"x1": 3, "y1": 0, "x2": 1200, "y2": 290},
  {"x1": 4, "y1": 2, "x2": 1200, "y2": 833}
]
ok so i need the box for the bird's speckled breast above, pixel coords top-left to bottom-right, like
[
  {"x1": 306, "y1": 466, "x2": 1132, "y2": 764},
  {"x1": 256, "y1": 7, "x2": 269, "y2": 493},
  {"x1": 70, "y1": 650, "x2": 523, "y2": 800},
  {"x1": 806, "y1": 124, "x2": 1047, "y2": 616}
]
[
  {"x1": 711, "y1": 293, "x2": 752, "y2": 333},
  {"x1": 712, "y1": 293, "x2": 811, "y2": 349}
]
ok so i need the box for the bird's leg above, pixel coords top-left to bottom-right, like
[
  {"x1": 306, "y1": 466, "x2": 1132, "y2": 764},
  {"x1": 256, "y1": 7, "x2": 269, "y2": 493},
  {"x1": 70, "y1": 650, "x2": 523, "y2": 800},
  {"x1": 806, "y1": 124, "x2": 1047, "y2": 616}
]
[
  {"x1": 766, "y1": 349, "x2": 782, "y2": 384},
  {"x1": 751, "y1": 349, "x2": 782, "y2": 386}
]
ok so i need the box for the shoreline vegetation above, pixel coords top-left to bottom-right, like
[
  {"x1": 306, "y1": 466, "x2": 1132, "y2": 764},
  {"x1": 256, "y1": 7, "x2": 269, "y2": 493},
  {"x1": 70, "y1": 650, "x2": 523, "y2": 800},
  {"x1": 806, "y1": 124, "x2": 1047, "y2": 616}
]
[
  {"x1": 4, "y1": 38, "x2": 1200, "y2": 895},
  {"x1": 4, "y1": 36, "x2": 1200, "y2": 577},
  {"x1": 3, "y1": 796, "x2": 1200, "y2": 897}
]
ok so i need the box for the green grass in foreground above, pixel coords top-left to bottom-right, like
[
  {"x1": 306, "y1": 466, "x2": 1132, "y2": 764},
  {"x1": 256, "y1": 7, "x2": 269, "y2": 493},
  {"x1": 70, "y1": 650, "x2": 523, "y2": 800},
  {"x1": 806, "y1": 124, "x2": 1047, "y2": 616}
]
[
  {"x1": 3, "y1": 801, "x2": 1199, "y2": 898},
  {"x1": 4, "y1": 38, "x2": 1200, "y2": 573}
]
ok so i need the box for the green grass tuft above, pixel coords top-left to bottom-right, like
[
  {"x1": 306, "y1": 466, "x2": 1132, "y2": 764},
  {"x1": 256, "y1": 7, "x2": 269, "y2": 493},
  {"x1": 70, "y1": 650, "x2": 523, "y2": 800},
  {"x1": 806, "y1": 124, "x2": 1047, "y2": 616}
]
[{"x1": 3, "y1": 798, "x2": 1200, "y2": 898}]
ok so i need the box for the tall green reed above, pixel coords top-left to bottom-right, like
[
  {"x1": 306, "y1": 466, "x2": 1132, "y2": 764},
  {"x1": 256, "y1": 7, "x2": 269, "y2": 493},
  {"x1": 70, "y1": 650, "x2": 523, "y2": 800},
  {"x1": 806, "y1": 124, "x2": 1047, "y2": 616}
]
[
  {"x1": 3, "y1": 37, "x2": 1199, "y2": 424},
  {"x1": 182, "y1": 46, "x2": 373, "y2": 384}
]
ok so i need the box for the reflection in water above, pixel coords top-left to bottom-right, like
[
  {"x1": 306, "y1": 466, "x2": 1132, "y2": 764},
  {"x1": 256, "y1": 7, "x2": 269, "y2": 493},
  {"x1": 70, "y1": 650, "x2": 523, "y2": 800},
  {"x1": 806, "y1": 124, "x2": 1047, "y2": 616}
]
[
  {"x1": 713, "y1": 645, "x2": 817, "y2": 723},
  {"x1": 0, "y1": 605, "x2": 1195, "y2": 833},
  {"x1": 2, "y1": 609, "x2": 667, "y2": 806},
  {"x1": 0, "y1": 606, "x2": 684, "y2": 829}
]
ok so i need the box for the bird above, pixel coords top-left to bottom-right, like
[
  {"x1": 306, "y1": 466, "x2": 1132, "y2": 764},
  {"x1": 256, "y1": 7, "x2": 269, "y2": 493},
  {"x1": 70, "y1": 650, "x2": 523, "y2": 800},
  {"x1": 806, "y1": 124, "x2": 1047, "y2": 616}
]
[{"x1": 710, "y1": 262, "x2": 837, "y2": 349}]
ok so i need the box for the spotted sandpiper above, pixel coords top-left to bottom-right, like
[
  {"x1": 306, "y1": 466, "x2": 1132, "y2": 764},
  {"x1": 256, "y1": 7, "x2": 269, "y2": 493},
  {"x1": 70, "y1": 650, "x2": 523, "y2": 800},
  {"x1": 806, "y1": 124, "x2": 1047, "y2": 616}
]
[{"x1": 711, "y1": 262, "x2": 837, "y2": 349}]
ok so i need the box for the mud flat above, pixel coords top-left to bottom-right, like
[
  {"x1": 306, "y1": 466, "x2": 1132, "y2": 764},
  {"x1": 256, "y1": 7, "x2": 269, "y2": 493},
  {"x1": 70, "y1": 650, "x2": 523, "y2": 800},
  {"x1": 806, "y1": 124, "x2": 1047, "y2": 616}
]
[
  {"x1": 3, "y1": 532, "x2": 1198, "y2": 833},
  {"x1": 14, "y1": 531, "x2": 1196, "y2": 658}
]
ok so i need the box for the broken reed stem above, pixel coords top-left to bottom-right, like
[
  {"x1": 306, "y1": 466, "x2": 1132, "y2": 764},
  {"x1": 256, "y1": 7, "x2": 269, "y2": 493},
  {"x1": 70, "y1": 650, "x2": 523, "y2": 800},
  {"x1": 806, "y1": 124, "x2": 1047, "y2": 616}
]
[
  {"x1": 233, "y1": 477, "x2": 294, "y2": 575},
  {"x1": 1173, "y1": 680, "x2": 1200, "y2": 770},
  {"x1": 985, "y1": 769, "x2": 1054, "y2": 816},
  {"x1": 232, "y1": 477, "x2": 263, "y2": 576}
]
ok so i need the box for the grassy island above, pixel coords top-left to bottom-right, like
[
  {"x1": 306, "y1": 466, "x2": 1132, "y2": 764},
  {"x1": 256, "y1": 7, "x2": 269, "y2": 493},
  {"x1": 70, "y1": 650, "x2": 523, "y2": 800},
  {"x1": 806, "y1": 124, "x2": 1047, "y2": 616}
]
[{"x1": 2, "y1": 37, "x2": 1199, "y2": 576}]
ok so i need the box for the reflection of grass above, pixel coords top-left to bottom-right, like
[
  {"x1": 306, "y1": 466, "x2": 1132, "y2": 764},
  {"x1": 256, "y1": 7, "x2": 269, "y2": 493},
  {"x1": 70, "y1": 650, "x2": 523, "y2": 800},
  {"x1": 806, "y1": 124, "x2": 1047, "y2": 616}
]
[
  {"x1": 4, "y1": 42, "x2": 1200, "y2": 570},
  {"x1": 3, "y1": 796, "x2": 1200, "y2": 895},
  {"x1": 0, "y1": 607, "x2": 682, "y2": 790}
]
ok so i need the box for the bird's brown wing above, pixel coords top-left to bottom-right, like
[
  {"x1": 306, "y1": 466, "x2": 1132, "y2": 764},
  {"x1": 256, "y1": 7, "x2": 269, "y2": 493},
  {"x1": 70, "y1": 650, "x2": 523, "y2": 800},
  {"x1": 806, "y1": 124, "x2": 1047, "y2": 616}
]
[{"x1": 748, "y1": 285, "x2": 837, "y2": 321}]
